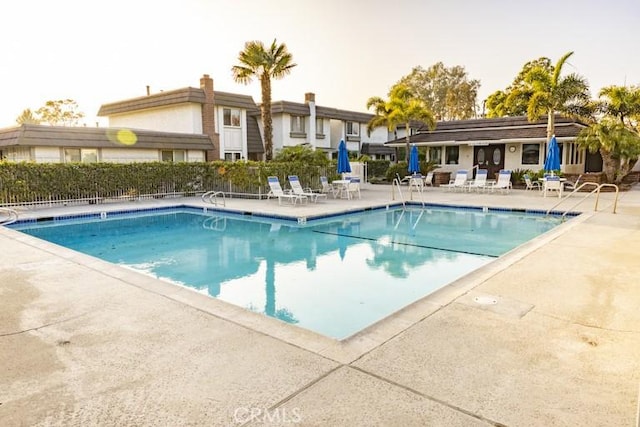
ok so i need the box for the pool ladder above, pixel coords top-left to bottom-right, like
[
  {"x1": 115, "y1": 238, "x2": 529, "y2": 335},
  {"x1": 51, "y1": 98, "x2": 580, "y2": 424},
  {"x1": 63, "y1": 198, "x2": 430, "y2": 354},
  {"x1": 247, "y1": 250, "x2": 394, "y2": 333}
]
[
  {"x1": 545, "y1": 182, "x2": 619, "y2": 220},
  {"x1": 201, "y1": 191, "x2": 226, "y2": 207},
  {"x1": 392, "y1": 174, "x2": 425, "y2": 208},
  {"x1": 0, "y1": 207, "x2": 18, "y2": 226},
  {"x1": 202, "y1": 216, "x2": 227, "y2": 231}
]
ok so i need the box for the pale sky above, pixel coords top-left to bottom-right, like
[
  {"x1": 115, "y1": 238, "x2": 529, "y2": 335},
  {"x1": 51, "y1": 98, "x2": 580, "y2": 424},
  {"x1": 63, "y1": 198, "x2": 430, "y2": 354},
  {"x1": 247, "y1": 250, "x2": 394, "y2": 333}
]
[{"x1": 1, "y1": 0, "x2": 638, "y2": 128}]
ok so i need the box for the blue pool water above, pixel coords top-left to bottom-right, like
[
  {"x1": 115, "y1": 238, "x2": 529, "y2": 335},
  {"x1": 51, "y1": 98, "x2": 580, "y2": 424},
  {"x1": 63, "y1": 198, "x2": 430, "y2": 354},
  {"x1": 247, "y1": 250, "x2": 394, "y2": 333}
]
[{"x1": 11, "y1": 206, "x2": 563, "y2": 339}]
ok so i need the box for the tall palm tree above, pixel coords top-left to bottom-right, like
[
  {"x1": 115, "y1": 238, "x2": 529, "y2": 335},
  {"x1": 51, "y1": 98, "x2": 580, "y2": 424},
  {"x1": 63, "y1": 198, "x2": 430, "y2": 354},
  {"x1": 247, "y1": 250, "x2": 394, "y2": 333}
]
[
  {"x1": 523, "y1": 51, "x2": 590, "y2": 139},
  {"x1": 366, "y1": 84, "x2": 436, "y2": 162},
  {"x1": 232, "y1": 39, "x2": 296, "y2": 161},
  {"x1": 597, "y1": 85, "x2": 640, "y2": 129}
]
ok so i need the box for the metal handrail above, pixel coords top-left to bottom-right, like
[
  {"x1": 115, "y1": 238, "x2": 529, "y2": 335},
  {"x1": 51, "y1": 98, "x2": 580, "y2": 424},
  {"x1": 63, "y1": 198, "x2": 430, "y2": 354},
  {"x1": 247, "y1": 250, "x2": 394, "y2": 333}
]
[
  {"x1": 201, "y1": 191, "x2": 226, "y2": 207},
  {"x1": 545, "y1": 182, "x2": 620, "y2": 219},
  {"x1": 0, "y1": 207, "x2": 18, "y2": 225},
  {"x1": 594, "y1": 184, "x2": 619, "y2": 214},
  {"x1": 391, "y1": 174, "x2": 406, "y2": 207}
]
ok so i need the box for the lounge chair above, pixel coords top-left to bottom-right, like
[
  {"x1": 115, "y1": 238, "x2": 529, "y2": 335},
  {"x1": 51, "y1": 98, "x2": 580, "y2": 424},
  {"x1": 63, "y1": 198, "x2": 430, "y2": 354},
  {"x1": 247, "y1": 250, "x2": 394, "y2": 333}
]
[
  {"x1": 523, "y1": 174, "x2": 541, "y2": 191},
  {"x1": 288, "y1": 175, "x2": 327, "y2": 203},
  {"x1": 320, "y1": 176, "x2": 338, "y2": 198},
  {"x1": 424, "y1": 171, "x2": 434, "y2": 186},
  {"x1": 486, "y1": 170, "x2": 512, "y2": 194},
  {"x1": 267, "y1": 176, "x2": 307, "y2": 205},
  {"x1": 441, "y1": 170, "x2": 468, "y2": 191},
  {"x1": 465, "y1": 169, "x2": 488, "y2": 192}
]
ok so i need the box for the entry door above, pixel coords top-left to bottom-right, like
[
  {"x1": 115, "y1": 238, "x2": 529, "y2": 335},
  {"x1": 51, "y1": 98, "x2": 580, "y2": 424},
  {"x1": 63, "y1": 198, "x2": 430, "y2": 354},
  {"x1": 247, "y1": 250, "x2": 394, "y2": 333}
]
[{"x1": 474, "y1": 144, "x2": 505, "y2": 180}]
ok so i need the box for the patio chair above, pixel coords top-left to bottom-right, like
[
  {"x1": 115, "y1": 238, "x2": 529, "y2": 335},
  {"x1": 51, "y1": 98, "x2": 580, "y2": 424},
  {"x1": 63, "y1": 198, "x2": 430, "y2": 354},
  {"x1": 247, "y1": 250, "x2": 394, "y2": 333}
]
[
  {"x1": 267, "y1": 176, "x2": 307, "y2": 205},
  {"x1": 543, "y1": 175, "x2": 562, "y2": 198},
  {"x1": 523, "y1": 174, "x2": 541, "y2": 191},
  {"x1": 562, "y1": 174, "x2": 582, "y2": 192},
  {"x1": 288, "y1": 175, "x2": 327, "y2": 203},
  {"x1": 440, "y1": 170, "x2": 468, "y2": 191},
  {"x1": 346, "y1": 177, "x2": 361, "y2": 199},
  {"x1": 320, "y1": 176, "x2": 338, "y2": 198},
  {"x1": 465, "y1": 169, "x2": 488, "y2": 192},
  {"x1": 486, "y1": 170, "x2": 512, "y2": 194}
]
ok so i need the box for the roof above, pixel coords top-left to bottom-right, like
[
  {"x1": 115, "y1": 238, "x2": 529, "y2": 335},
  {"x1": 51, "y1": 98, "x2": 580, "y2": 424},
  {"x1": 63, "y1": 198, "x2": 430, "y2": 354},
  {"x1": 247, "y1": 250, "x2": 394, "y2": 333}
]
[
  {"x1": 361, "y1": 143, "x2": 395, "y2": 155},
  {"x1": 98, "y1": 88, "x2": 259, "y2": 116},
  {"x1": 269, "y1": 101, "x2": 374, "y2": 123},
  {"x1": 385, "y1": 115, "x2": 588, "y2": 146},
  {"x1": 0, "y1": 124, "x2": 215, "y2": 150},
  {"x1": 246, "y1": 116, "x2": 264, "y2": 154}
]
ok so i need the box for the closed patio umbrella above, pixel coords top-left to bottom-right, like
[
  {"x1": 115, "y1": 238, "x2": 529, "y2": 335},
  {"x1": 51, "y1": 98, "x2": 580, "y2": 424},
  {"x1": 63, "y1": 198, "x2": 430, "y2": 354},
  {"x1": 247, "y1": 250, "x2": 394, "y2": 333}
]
[
  {"x1": 408, "y1": 144, "x2": 420, "y2": 174},
  {"x1": 544, "y1": 135, "x2": 560, "y2": 174},
  {"x1": 337, "y1": 139, "x2": 351, "y2": 175}
]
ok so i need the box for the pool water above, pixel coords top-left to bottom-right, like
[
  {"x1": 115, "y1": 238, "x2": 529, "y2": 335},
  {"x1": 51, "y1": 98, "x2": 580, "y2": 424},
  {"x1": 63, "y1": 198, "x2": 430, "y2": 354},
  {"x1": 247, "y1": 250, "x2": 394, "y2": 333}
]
[{"x1": 11, "y1": 206, "x2": 562, "y2": 339}]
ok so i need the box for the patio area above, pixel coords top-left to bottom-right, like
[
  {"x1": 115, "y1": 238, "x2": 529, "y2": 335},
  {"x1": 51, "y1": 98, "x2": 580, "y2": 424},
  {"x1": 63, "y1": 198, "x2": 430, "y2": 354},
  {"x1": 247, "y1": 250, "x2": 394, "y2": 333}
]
[{"x1": 1, "y1": 184, "x2": 639, "y2": 426}]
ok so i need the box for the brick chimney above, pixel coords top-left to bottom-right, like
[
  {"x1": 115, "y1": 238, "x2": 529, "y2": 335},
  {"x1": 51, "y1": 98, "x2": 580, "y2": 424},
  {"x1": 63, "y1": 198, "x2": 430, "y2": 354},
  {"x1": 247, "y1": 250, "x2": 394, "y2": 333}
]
[{"x1": 200, "y1": 74, "x2": 220, "y2": 161}]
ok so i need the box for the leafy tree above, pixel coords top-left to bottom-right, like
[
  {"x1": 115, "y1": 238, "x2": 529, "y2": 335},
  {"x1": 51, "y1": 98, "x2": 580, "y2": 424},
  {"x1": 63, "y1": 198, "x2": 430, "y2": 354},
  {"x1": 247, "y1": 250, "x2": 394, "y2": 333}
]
[
  {"x1": 35, "y1": 99, "x2": 84, "y2": 126},
  {"x1": 15, "y1": 108, "x2": 40, "y2": 125},
  {"x1": 524, "y1": 52, "x2": 591, "y2": 139},
  {"x1": 232, "y1": 39, "x2": 296, "y2": 161},
  {"x1": 273, "y1": 145, "x2": 329, "y2": 166},
  {"x1": 397, "y1": 63, "x2": 480, "y2": 120},
  {"x1": 366, "y1": 84, "x2": 436, "y2": 162},
  {"x1": 486, "y1": 52, "x2": 590, "y2": 139},
  {"x1": 576, "y1": 85, "x2": 640, "y2": 184},
  {"x1": 577, "y1": 119, "x2": 640, "y2": 184},
  {"x1": 596, "y1": 85, "x2": 640, "y2": 129},
  {"x1": 485, "y1": 58, "x2": 553, "y2": 117}
]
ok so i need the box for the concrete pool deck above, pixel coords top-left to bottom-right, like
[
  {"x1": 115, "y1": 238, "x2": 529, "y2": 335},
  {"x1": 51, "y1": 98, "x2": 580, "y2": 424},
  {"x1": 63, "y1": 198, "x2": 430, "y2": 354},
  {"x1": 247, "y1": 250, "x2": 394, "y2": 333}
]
[{"x1": 1, "y1": 184, "x2": 639, "y2": 426}]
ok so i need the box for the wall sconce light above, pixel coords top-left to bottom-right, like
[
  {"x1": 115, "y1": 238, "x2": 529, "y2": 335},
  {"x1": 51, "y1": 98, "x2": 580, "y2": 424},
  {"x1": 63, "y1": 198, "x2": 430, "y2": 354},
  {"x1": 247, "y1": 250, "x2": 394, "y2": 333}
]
[{"x1": 509, "y1": 146, "x2": 516, "y2": 153}]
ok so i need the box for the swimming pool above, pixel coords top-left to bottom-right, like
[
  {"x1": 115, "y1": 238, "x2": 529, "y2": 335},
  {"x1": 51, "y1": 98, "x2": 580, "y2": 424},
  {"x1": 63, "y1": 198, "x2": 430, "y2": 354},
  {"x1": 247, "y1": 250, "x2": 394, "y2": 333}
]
[{"x1": 11, "y1": 205, "x2": 564, "y2": 339}]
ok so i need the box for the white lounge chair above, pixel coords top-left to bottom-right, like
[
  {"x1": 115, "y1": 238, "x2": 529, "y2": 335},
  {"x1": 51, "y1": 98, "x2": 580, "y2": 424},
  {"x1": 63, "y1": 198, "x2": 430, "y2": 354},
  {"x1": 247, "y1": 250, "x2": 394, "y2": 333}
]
[
  {"x1": 424, "y1": 171, "x2": 434, "y2": 186},
  {"x1": 267, "y1": 176, "x2": 307, "y2": 205},
  {"x1": 441, "y1": 170, "x2": 468, "y2": 191},
  {"x1": 562, "y1": 174, "x2": 582, "y2": 192},
  {"x1": 465, "y1": 169, "x2": 488, "y2": 192},
  {"x1": 486, "y1": 170, "x2": 512, "y2": 194},
  {"x1": 288, "y1": 175, "x2": 327, "y2": 203}
]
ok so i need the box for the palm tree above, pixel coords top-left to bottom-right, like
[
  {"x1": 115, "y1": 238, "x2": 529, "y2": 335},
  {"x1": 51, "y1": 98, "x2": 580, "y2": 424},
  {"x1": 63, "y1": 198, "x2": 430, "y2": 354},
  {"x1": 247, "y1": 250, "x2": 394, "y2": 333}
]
[
  {"x1": 232, "y1": 39, "x2": 296, "y2": 161},
  {"x1": 577, "y1": 119, "x2": 640, "y2": 184},
  {"x1": 523, "y1": 51, "x2": 590, "y2": 139},
  {"x1": 366, "y1": 84, "x2": 436, "y2": 162},
  {"x1": 597, "y1": 85, "x2": 640, "y2": 129}
]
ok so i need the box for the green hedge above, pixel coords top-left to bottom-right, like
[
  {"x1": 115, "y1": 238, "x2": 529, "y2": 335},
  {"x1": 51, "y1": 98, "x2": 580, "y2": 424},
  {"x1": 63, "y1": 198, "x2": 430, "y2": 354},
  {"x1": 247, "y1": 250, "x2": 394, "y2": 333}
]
[{"x1": 0, "y1": 161, "x2": 335, "y2": 204}]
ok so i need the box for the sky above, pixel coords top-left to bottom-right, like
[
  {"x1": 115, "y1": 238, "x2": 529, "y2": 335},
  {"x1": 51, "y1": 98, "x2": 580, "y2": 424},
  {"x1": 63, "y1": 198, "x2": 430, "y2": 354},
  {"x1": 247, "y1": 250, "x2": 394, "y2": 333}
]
[{"x1": 1, "y1": 0, "x2": 639, "y2": 128}]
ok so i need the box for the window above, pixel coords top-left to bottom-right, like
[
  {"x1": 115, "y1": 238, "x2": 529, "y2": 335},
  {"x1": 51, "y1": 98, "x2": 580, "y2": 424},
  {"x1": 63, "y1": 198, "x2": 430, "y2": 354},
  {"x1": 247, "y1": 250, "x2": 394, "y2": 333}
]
[
  {"x1": 315, "y1": 118, "x2": 324, "y2": 136},
  {"x1": 522, "y1": 143, "x2": 540, "y2": 165},
  {"x1": 290, "y1": 115, "x2": 305, "y2": 134},
  {"x1": 346, "y1": 121, "x2": 359, "y2": 136},
  {"x1": 445, "y1": 146, "x2": 459, "y2": 164},
  {"x1": 161, "y1": 150, "x2": 186, "y2": 162},
  {"x1": 64, "y1": 148, "x2": 97, "y2": 163},
  {"x1": 223, "y1": 108, "x2": 241, "y2": 127},
  {"x1": 428, "y1": 147, "x2": 442, "y2": 164},
  {"x1": 224, "y1": 152, "x2": 242, "y2": 162}
]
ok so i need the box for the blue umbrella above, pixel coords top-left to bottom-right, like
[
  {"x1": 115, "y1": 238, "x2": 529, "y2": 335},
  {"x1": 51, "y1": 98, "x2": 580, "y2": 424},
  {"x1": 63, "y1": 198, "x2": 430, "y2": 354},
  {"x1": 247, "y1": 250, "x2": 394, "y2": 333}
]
[
  {"x1": 337, "y1": 139, "x2": 351, "y2": 174},
  {"x1": 544, "y1": 135, "x2": 560, "y2": 173},
  {"x1": 408, "y1": 144, "x2": 420, "y2": 174}
]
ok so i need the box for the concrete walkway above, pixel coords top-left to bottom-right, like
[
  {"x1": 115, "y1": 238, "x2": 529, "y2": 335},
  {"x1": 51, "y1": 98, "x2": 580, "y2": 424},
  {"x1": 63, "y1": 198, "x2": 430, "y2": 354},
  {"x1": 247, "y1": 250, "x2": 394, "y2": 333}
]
[{"x1": 1, "y1": 184, "x2": 639, "y2": 426}]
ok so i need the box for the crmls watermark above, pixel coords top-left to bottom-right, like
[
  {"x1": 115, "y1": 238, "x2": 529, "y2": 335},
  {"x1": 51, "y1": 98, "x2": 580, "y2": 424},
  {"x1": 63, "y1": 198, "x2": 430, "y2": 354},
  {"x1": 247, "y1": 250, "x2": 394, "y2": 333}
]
[{"x1": 233, "y1": 407, "x2": 302, "y2": 424}]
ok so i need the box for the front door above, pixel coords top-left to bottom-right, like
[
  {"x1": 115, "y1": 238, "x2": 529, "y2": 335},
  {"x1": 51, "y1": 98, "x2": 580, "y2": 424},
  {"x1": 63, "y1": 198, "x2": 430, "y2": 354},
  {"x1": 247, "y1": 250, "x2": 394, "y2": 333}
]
[{"x1": 474, "y1": 144, "x2": 505, "y2": 180}]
